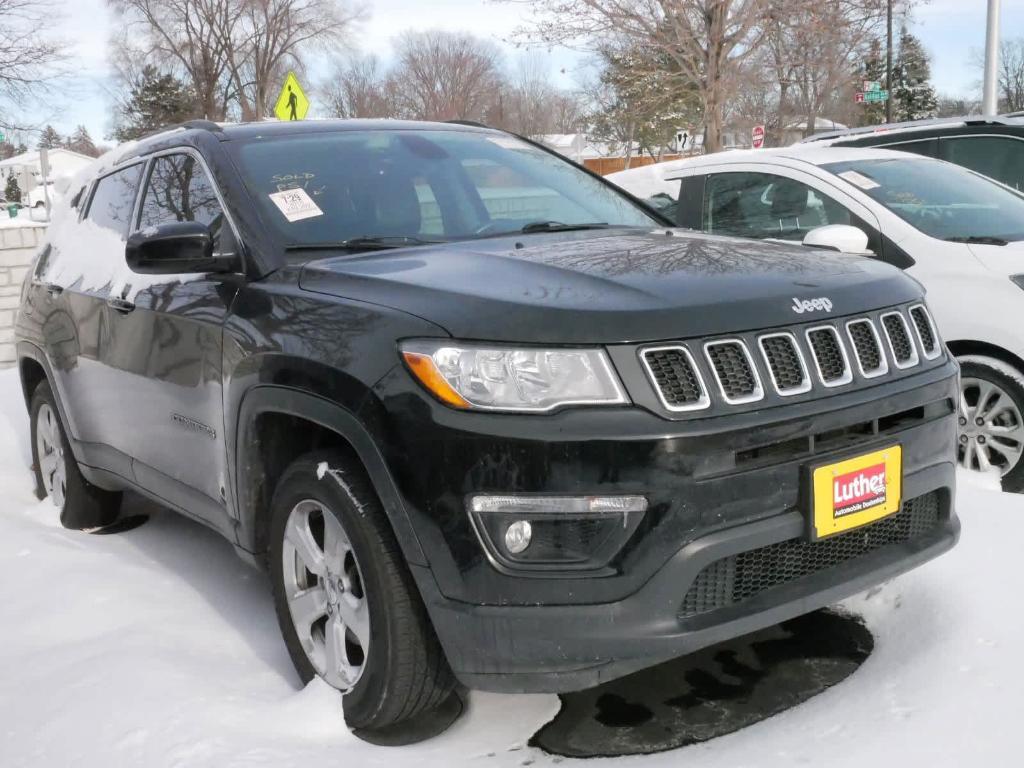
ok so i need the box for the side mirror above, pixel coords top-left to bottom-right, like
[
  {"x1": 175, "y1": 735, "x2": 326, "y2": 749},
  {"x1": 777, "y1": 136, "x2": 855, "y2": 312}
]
[
  {"x1": 802, "y1": 224, "x2": 873, "y2": 255},
  {"x1": 126, "y1": 221, "x2": 235, "y2": 275}
]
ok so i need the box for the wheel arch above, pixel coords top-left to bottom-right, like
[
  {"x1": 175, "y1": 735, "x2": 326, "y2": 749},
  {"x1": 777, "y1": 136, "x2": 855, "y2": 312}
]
[
  {"x1": 946, "y1": 339, "x2": 1024, "y2": 376},
  {"x1": 233, "y1": 385, "x2": 428, "y2": 568}
]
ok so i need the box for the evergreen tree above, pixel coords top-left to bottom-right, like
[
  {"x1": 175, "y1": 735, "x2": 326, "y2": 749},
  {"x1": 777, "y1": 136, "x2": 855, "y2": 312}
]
[
  {"x1": 36, "y1": 125, "x2": 62, "y2": 150},
  {"x1": 67, "y1": 125, "x2": 99, "y2": 157},
  {"x1": 113, "y1": 66, "x2": 197, "y2": 142},
  {"x1": 892, "y1": 28, "x2": 938, "y2": 121},
  {"x1": 15, "y1": 142, "x2": 27, "y2": 154},
  {"x1": 857, "y1": 37, "x2": 887, "y2": 126},
  {"x1": 5, "y1": 174, "x2": 21, "y2": 203}
]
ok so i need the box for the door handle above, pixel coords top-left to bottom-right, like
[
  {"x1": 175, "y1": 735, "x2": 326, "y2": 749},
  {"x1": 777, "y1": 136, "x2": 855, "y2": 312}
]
[{"x1": 107, "y1": 297, "x2": 135, "y2": 314}]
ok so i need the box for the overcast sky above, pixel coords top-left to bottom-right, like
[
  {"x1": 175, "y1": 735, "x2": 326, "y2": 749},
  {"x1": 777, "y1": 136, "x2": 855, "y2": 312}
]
[{"x1": 26, "y1": 0, "x2": 1024, "y2": 146}]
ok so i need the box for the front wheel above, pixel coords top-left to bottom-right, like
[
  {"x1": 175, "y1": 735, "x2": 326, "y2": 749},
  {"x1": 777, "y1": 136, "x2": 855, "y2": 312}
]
[
  {"x1": 957, "y1": 358, "x2": 1024, "y2": 492},
  {"x1": 268, "y1": 452, "x2": 455, "y2": 731}
]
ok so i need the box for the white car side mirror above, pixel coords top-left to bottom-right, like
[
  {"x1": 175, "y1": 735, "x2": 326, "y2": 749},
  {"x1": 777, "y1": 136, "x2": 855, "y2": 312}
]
[{"x1": 803, "y1": 225, "x2": 872, "y2": 255}]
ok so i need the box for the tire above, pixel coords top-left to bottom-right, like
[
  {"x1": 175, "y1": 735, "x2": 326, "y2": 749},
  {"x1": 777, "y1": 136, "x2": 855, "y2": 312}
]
[
  {"x1": 30, "y1": 381, "x2": 122, "y2": 528},
  {"x1": 957, "y1": 358, "x2": 1024, "y2": 492},
  {"x1": 268, "y1": 451, "x2": 455, "y2": 731}
]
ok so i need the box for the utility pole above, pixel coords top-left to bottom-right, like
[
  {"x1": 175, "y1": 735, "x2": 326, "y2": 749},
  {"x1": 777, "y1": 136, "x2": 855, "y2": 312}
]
[
  {"x1": 982, "y1": 0, "x2": 1001, "y2": 114},
  {"x1": 885, "y1": 0, "x2": 893, "y2": 123}
]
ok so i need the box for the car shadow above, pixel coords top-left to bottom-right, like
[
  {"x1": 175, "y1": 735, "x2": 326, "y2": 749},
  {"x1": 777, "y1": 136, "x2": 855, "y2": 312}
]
[{"x1": 530, "y1": 608, "x2": 873, "y2": 758}]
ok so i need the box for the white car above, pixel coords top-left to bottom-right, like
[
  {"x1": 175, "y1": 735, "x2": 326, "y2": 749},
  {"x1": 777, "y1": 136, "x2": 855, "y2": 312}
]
[{"x1": 608, "y1": 146, "x2": 1024, "y2": 490}]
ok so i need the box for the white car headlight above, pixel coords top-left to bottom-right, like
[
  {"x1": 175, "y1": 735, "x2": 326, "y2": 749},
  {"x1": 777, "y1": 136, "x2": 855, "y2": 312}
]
[{"x1": 400, "y1": 340, "x2": 628, "y2": 412}]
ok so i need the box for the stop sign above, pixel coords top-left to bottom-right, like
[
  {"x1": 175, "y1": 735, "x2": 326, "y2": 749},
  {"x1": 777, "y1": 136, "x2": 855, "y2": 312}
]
[{"x1": 752, "y1": 124, "x2": 766, "y2": 149}]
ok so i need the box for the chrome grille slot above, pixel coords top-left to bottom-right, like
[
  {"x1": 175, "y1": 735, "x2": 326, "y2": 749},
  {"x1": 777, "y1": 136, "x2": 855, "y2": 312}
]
[
  {"x1": 805, "y1": 326, "x2": 852, "y2": 387},
  {"x1": 704, "y1": 340, "x2": 763, "y2": 404},
  {"x1": 881, "y1": 311, "x2": 920, "y2": 368},
  {"x1": 909, "y1": 305, "x2": 940, "y2": 359},
  {"x1": 640, "y1": 346, "x2": 710, "y2": 412},
  {"x1": 846, "y1": 319, "x2": 888, "y2": 378},
  {"x1": 758, "y1": 333, "x2": 810, "y2": 395}
]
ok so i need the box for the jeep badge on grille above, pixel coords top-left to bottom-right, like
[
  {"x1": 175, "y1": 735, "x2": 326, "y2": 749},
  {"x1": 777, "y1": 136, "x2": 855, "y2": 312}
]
[{"x1": 792, "y1": 297, "x2": 834, "y2": 314}]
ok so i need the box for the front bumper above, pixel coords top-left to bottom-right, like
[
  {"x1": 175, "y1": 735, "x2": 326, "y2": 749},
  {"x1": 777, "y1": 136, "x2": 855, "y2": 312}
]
[
  {"x1": 370, "y1": 358, "x2": 960, "y2": 692},
  {"x1": 420, "y1": 464, "x2": 956, "y2": 692}
]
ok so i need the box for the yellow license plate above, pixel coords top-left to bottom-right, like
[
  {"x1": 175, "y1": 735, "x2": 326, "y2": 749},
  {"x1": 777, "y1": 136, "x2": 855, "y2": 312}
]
[{"x1": 811, "y1": 446, "x2": 902, "y2": 540}]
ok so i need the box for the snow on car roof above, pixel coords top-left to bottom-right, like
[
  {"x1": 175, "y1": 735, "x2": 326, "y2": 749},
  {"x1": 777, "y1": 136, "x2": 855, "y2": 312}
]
[{"x1": 658, "y1": 145, "x2": 926, "y2": 178}]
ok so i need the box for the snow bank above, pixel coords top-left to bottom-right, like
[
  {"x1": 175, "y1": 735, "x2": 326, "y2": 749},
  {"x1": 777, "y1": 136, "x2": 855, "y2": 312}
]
[{"x1": 0, "y1": 361, "x2": 1020, "y2": 766}]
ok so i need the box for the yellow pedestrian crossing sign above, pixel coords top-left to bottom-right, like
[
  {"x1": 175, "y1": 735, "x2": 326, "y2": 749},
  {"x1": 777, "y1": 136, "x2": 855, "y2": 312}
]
[{"x1": 274, "y1": 72, "x2": 309, "y2": 121}]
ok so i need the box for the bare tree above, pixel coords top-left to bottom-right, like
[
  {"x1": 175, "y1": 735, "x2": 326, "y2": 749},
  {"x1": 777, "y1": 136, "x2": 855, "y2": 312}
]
[
  {"x1": 224, "y1": 0, "x2": 364, "y2": 120},
  {"x1": 971, "y1": 38, "x2": 1024, "y2": 113},
  {"x1": 0, "y1": 0, "x2": 70, "y2": 130},
  {"x1": 507, "y1": 0, "x2": 768, "y2": 153},
  {"x1": 391, "y1": 30, "x2": 505, "y2": 122},
  {"x1": 110, "y1": 0, "x2": 361, "y2": 121},
  {"x1": 324, "y1": 55, "x2": 401, "y2": 118},
  {"x1": 110, "y1": 0, "x2": 235, "y2": 120}
]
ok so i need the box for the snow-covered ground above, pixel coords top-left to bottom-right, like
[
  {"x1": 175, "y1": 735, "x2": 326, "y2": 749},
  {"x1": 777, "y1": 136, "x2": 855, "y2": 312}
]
[{"x1": 0, "y1": 365, "x2": 1020, "y2": 767}]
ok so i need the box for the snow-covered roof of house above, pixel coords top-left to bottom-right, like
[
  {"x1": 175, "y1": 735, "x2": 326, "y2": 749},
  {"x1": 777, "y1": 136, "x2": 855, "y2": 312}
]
[{"x1": 0, "y1": 148, "x2": 95, "y2": 175}]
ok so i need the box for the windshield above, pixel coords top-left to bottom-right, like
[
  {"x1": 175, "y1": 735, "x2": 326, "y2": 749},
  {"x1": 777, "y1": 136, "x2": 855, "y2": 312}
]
[
  {"x1": 232, "y1": 129, "x2": 660, "y2": 246},
  {"x1": 823, "y1": 157, "x2": 1024, "y2": 243}
]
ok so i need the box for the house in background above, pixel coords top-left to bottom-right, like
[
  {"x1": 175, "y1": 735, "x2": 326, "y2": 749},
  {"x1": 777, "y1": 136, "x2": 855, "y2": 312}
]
[{"x1": 0, "y1": 148, "x2": 95, "y2": 206}]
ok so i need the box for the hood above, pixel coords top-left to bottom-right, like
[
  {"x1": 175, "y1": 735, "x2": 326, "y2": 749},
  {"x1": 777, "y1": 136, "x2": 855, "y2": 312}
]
[{"x1": 298, "y1": 229, "x2": 923, "y2": 344}]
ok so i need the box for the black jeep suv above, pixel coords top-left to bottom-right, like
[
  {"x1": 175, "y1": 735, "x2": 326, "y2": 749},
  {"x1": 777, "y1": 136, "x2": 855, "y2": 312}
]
[{"x1": 16, "y1": 120, "x2": 960, "y2": 734}]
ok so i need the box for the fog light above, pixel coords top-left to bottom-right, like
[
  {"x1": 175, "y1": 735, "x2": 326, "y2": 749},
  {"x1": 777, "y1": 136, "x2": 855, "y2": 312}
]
[
  {"x1": 504, "y1": 520, "x2": 533, "y2": 554},
  {"x1": 467, "y1": 494, "x2": 648, "y2": 572}
]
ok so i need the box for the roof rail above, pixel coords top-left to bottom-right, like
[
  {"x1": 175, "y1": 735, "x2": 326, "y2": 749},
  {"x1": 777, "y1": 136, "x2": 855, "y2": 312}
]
[
  {"x1": 181, "y1": 119, "x2": 225, "y2": 133},
  {"x1": 444, "y1": 119, "x2": 491, "y2": 129},
  {"x1": 802, "y1": 114, "x2": 1013, "y2": 143}
]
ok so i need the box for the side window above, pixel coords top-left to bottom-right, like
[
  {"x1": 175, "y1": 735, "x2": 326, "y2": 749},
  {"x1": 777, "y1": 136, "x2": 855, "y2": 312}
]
[
  {"x1": 879, "y1": 139, "x2": 937, "y2": 158},
  {"x1": 86, "y1": 164, "x2": 144, "y2": 239},
  {"x1": 702, "y1": 171, "x2": 873, "y2": 246},
  {"x1": 941, "y1": 136, "x2": 1024, "y2": 191},
  {"x1": 139, "y1": 154, "x2": 226, "y2": 247}
]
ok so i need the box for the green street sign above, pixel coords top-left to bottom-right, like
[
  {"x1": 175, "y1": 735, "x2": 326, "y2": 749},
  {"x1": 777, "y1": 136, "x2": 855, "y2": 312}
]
[
  {"x1": 863, "y1": 80, "x2": 882, "y2": 92},
  {"x1": 865, "y1": 89, "x2": 889, "y2": 103}
]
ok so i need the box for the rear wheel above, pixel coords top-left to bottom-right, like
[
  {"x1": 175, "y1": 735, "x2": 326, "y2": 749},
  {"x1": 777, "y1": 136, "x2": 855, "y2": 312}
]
[
  {"x1": 957, "y1": 358, "x2": 1024, "y2": 492},
  {"x1": 30, "y1": 381, "x2": 122, "y2": 528},
  {"x1": 268, "y1": 452, "x2": 455, "y2": 731}
]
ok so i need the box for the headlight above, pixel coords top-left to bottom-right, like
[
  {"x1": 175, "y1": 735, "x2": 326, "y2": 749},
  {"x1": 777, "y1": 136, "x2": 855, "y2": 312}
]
[{"x1": 400, "y1": 340, "x2": 628, "y2": 412}]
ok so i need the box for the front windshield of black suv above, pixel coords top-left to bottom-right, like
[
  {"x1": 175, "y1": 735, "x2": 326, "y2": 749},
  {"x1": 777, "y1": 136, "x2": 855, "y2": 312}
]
[
  {"x1": 823, "y1": 156, "x2": 1024, "y2": 244},
  {"x1": 232, "y1": 128, "x2": 660, "y2": 247}
]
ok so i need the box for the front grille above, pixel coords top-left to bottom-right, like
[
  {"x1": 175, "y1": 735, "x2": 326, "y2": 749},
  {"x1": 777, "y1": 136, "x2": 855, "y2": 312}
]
[
  {"x1": 705, "y1": 341, "x2": 761, "y2": 402},
  {"x1": 641, "y1": 347, "x2": 708, "y2": 410},
  {"x1": 882, "y1": 312, "x2": 918, "y2": 367},
  {"x1": 679, "y1": 492, "x2": 941, "y2": 618},
  {"x1": 759, "y1": 334, "x2": 808, "y2": 394},
  {"x1": 846, "y1": 319, "x2": 885, "y2": 376},
  {"x1": 909, "y1": 306, "x2": 938, "y2": 357},
  {"x1": 806, "y1": 327, "x2": 850, "y2": 385}
]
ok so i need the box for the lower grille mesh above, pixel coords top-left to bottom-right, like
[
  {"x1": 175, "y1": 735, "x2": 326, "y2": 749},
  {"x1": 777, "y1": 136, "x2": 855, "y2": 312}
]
[{"x1": 679, "y1": 492, "x2": 941, "y2": 618}]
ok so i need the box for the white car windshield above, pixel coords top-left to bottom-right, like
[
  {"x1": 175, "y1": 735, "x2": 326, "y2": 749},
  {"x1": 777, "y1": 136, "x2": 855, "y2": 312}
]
[{"x1": 823, "y1": 156, "x2": 1024, "y2": 245}]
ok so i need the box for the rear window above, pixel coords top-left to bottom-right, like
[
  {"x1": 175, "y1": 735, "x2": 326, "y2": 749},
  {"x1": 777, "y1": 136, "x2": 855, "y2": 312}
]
[{"x1": 230, "y1": 129, "x2": 657, "y2": 245}]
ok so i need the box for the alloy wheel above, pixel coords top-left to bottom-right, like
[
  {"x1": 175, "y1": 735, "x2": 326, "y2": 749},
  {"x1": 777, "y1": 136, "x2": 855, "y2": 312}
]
[
  {"x1": 958, "y1": 376, "x2": 1024, "y2": 476},
  {"x1": 35, "y1": 403, "x2": 66, "y2": 509},
  {"x1": 282, "y1": 498, "x2": 370, "y2": 690}
]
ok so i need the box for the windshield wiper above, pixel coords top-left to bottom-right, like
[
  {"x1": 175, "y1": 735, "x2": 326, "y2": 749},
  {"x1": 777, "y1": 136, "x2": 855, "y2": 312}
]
[
  {"x1": 518, "y1": 221, "x2": 611, "y2": 234},
  {"x1": 943, "y1": 235, "x2": 1010, "y2": 246},
  {"x1": 285, "y1": 235, "x2": 447, "y2": 252}
]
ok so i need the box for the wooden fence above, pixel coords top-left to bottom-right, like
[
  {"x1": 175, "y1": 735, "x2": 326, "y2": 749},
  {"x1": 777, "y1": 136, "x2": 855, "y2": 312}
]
[{"x1": 583, "y1": 154, "x2": 687, "y2": 176}]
